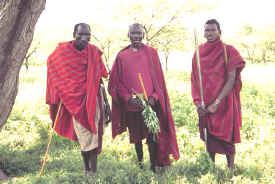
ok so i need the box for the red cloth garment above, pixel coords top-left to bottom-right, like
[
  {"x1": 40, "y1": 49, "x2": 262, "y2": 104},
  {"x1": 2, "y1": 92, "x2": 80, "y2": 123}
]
[
  {"x1": 46, "y1": 41, "x2": 107, "y2": 152},
  {"x1": 108, "y1": 44, "x2": 180, "y2": 166},
  {"x1": 113, "y1": 48, "x2": 156, "y2": 111},
  {"x1": 125, "y1": 111, "x2": 149, "y2": 143},
  {"x1": 207, "y1": 132, "x2": 235, "y2": 155},
  {"x1": 191, "y1": 39, "x2": 245, "y2": 144}
]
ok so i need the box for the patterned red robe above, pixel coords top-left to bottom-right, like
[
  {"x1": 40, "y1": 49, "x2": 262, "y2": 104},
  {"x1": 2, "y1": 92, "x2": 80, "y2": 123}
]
[
  {"x1": 46, "y1": 41, "x2": 107, "y2": 153},
  {"x1": 191, "y1": 39, "x2": 245, "y2": 154}
]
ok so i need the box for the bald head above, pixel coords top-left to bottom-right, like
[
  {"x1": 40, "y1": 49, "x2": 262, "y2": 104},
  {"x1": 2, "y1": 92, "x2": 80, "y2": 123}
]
[
  {"x1": 128, "y1": 23, "x2": 144, "y2": 49},
  {"x1": 73, "y1": 23, "x2": 91, "y2": 38},
  {"x1": 73, "y1": 23, "x2": 91, "y2": 51},
  {"x1": 129, "y1": 23, "x2": 143, "y2": 32}
]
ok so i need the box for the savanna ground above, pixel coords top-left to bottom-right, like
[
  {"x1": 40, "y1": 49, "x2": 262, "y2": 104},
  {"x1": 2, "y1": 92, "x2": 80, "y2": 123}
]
[{"x1": 0, "y1": 62, "x2": 274, "y2": 184}]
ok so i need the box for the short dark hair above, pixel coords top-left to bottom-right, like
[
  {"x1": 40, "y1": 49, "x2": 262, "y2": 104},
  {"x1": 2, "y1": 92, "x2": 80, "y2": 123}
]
[
  {"x1": 73, "y1": 23, "x2": 91, "y2": 37},
  {"x1": 205, "y1": 19, "x2": 221, "y2": 34}
]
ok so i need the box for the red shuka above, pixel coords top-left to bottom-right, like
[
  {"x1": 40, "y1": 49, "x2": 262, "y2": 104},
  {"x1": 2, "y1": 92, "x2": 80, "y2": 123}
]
[
  {"x1": 191, "y1": 39, "x2": 245, "y2": 143},
  {"x1": 108, "y1": 44, "x2": 180, "y2": 166},
  {"x1": 46, "y1": 41, "x2": 107, "y2": 140}
]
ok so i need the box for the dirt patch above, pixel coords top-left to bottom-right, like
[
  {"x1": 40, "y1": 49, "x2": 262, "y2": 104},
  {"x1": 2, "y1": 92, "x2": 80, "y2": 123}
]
[{"x1": 0, "y1": 169, "x2": 8, "y2": 181}]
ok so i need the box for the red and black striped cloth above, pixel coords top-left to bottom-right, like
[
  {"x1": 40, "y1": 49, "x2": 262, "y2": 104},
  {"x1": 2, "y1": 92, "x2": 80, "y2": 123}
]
[{"x1": 46, "y1": 41, "x2": 107, "y2": 140}]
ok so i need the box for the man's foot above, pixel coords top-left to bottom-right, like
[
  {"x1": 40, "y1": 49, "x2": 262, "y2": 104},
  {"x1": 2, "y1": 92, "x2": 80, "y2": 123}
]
[
  {"x1": 87, "y1": 170, "x2": 96, "y2": 176},
  {"x1": 137, "y1": 161, "x2": 144, "y2": 169},
  {"x1": 158, "y1": 166, "x2": 168, "y2": 174},
  {"x1": 150, "y1": 164, "x2": 156, "y2": 173},
  {"x1": 83, "y1": 169, "x2": 91, "y2": 177},
  {"x1": 84, "y1": 169, "x2": 97, "y2": 178}
]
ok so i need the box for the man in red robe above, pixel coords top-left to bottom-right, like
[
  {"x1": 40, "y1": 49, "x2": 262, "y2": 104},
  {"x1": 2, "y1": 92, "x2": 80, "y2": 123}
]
[
  {"x1": 191, "y1": 19, "x2": 245, "y2": 169},
  {"x1": 108, "y1": 23, "x2": 179, "y2": 172},
  {"x1": 46, "y1": 23, "x2": 110, "y2": 175}
]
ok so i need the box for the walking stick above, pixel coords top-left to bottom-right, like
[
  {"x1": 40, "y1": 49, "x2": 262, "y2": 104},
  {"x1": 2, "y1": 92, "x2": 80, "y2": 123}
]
[
  {"x1": 138, "y1": 73, "x2": 148, "y2": 101},
  {"x1": 194, "y1": 29, "x2": 207, "y2": 151},
  {"x1": 39, "y1": 102, "x2": 62, "y2": 177}
]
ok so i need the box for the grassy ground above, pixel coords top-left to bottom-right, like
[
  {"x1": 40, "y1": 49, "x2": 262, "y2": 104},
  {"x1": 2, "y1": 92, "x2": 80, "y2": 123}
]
[{"x1": 0, "y1": 64, "x2": 274, "y2": 184}]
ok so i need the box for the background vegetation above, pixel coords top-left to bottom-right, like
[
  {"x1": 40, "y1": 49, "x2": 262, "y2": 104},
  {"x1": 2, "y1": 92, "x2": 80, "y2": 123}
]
[
  {"x1": 1, "y1": 0, "x2": 275, "y2": 183},
  {"x1": 0, "y1": 63, "x2": 274, "y2": 183}
]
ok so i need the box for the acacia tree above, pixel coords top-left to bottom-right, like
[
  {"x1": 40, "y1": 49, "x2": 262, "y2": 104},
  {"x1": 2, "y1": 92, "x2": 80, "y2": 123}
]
[
  {"x1": 0, "y1": 0, "x2": 46, "y2": 132},
  {"x1": 236, "y1": 24, "x2": 275, "y2": 63},
  {"x1": 111, "y1": 0, "x2": 216, "y2": 72},
  {"x1": 90, "y1": 32, "x2": 115, "y2": 73},
  {"x1": 85, "y1": 0, "x2": 216, "y2": 73}
]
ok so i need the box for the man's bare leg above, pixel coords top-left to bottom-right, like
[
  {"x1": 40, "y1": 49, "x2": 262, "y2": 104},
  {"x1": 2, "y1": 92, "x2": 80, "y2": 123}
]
[
  {"x1": 135, "y1": 142, "x2": 144, "y2": 169},
  {"x1": 89, "y1": 148, "x2": 98, "y2": 173},
  {"x1": 226, "y1": 153, "x2": 235, "y2": 169},
  {"x1": 81, "y1": 151, "x2": 91, "y2": 175},
  {"x1": 209, "y1": 152, "x2": 216, "y2": 163},
  {"x1": 148, "y1": 135, "x2": 157, "y2": 173}
]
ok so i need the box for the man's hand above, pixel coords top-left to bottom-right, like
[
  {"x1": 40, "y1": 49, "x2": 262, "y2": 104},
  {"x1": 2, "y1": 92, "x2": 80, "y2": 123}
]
[
  {"x1": 207, "y1": 99, "x2": 220, "y2": 113},
  {"x1": 148, "y1": 96, "x2": 156, "y2": 107},
  {"x1": 128, "y1": 97, "x2": 144, "y2": 111},
  {"x1": 196, "y1": 105, "x2": 208, "y2": 117}
]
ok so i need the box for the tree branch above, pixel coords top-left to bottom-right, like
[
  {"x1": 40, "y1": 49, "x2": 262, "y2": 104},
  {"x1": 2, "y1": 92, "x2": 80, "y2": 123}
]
[{"x1": 147, "y1": 15, "x2": 177, "y2": 41}]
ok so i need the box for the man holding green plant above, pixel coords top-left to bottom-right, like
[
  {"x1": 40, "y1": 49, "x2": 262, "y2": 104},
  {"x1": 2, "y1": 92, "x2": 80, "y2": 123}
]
[
  {"x1": 46, "y1": 23, "x2": 110, "y2": 176},
  {"x1": 108, "y1": 23, "x2": 179, "y2": 172},
  {"x1": 191, "y1": 19, "x2": 245, "y2": 169}
]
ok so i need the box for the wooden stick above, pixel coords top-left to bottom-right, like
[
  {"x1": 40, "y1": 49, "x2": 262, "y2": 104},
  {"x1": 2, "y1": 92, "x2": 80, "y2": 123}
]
[
  {"x1": 194, "y1": 29, "x2": 207, "y2": 151},
  {"x1": 39, "y1": 102, "x2": 62, "y2": 177},
  {"x1": 138, "y1": 73, "x2": 148, "y2": 100},
  {"x1": 194, "y1": 29, "x2": 205, "y2": 108}
]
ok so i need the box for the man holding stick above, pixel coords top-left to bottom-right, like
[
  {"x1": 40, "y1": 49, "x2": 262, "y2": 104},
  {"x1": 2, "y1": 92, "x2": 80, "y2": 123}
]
[
  {"x1": 46, "y1": 23, "x2": 110, "y2": 176},
  {"x1": 108, "y1": 23, "x2": 179, "y2": 172},
  {"x1": 191, "y1": 19, "x2": 245, "y2": 169}
]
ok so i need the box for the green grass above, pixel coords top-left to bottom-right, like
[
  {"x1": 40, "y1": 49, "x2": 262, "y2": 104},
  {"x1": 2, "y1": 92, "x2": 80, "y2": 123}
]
[{"x1": 0, "y1": 65, "x2": 274, "y2": 183}]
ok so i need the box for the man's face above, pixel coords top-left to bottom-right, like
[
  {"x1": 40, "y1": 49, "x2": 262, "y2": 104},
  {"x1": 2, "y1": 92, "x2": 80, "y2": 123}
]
[
  {"x1": 74, "y1": 24, "x2": 91, "y2": 50},
  {"x1": 129, "y1": 25, "x2": 144, "y2": 49},
  {"x1": 204, "y1": 23, "x2": 220, "y2": 42}
]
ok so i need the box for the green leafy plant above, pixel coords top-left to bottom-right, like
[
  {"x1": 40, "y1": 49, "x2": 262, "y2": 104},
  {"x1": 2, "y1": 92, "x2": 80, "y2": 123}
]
[{"x1": 137, "y1": 94, "x2": 160, "y2": 142}]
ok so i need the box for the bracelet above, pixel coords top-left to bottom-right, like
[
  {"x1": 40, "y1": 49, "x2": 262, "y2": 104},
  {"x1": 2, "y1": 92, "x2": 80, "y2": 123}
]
[{"x1": 214, "y1": 99, "x2": 221, "y2": 106}]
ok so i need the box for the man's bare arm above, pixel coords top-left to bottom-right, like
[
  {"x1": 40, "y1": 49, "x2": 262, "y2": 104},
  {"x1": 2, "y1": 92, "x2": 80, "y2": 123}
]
[{"x1": 207, "y1": 69, "x2": 236, "y2": 113}]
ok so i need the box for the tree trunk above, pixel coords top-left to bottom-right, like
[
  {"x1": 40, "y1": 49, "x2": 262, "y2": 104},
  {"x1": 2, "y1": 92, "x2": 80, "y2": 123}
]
[{"x1": 0, "y1": 0, "x2": 46, "y2": 130}]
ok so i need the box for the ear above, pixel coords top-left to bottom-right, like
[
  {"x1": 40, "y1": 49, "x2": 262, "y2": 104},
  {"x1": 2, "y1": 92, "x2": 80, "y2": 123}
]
[
  {"x1": 203, "y1": 32, "x2": 207, "y2": 39},
  {"x1": 127, "y1": 32, "x2": 130, "y2": 38}
]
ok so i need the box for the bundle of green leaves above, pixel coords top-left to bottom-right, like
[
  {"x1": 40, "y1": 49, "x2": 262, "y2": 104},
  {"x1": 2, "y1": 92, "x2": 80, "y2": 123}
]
[{"x1": 137, "y1": 94, "x2": 160, "y2": 140}]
